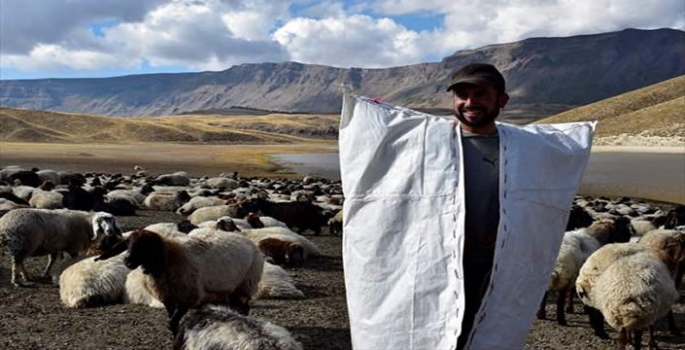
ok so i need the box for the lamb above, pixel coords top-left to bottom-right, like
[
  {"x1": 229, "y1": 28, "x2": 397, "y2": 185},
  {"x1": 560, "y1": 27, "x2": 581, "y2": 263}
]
[
  {"x1": 0, "y1": 208, "x2": 121, "y2": 286},
  {"x1": 173, "y1": 304, "x2": 303, "y2": 350},
  {"x1": 96, "y1": 228, "x2": 264, "y2": 335}
]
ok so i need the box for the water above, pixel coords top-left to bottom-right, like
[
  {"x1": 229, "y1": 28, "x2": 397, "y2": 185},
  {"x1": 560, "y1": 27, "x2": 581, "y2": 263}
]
[
  {"x1": 272, "y1": 151, "x2": 685, "y2": 204},
  {"x1": 271, "y1": 153, "x2": 341, "y2": 180}
]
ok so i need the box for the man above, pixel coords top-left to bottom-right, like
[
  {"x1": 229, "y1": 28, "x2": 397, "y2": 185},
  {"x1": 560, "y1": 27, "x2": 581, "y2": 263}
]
[
  {"x1": 445, "y1": 63, "x2": 508, "y2": 349},
  {"x1": 339, "y1": 63, "x2": 594, "y2": 350}
]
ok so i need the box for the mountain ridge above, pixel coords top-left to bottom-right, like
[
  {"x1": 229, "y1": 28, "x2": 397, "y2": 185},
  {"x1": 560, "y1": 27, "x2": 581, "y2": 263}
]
[{"x1": 1, "y1": 28, "x2": 683, "y2": 120}]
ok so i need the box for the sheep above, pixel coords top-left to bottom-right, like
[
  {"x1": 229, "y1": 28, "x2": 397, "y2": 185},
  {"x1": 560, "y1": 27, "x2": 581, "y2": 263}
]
[
  {"x1": 12, "y1": 185, "x2": 36, "y2": 202},
  {"x1": 241, "y1": 197, "x2": 326, "y2": 235},
  {"x1": 0, "y1": 208, "x2": 121, "y2": 286},
  {"x1": 91, "y1": 187, "x2": 137, "y2": 216},
  {"x1": 328, "y1": 209, "x2": 343, "y2": 236},
  {"x1": 576, "y1": 233, "x2": 685, "y2": 345},
  {"x1": 591, "y1": 249, "x2": 682, "y2": 349},
  {"x1": 154, "y1": 171, "x2": 191, "y2": 187},
  {"x1": 144, "y1": 190, "x2": 191, "y2": 211},
  {"x1": 123, "y1": 267, "x2": 165, "y2": 308},
  {"x1": 107, "y1": 183, "x2": 154, "y2": 207},
  {"x1": 0, "y1": 198, "x2": 30, "y2": 211},
  {"x1": 256, "y1": 262, "x2": 305, "y2": 300},
  {"x1": 0, "y1": 190, "x2": 30, "y2": 206},
  {"x1": 95, "y1": 228, "x2": 264, "y2": 335},
  {"x1": 28, "y1": 182, "x2": 65, "y2": 209},
  {"x1": 239, "y1": 226, "x2": 322, "y2": 259},
  {"x1": 204, "y1": 177, "x2": 239, "y2": 191},
  {"x1": 144, "y1": 222, "x2": 195, "y2": 238},
  {"x1": 257, "y1": 238, "x2": 305, "y2": 266},
  {"x1": 1, "y1": 168, "x2": 41, "y2": 187},
  {"x1": 176, "y1": 196, "x2": 226, "y2": 216},
  {"x1": 566, "y1": 204, "x2": 594, "y2": 231},
  {"x1": 58, "y1": 253, "x2": 129, "y2": 308},
  {"x1": 36, "y1": 169, "x2": 60, "y2": 185},
  {"x1": 187, "y1": 204, "x2": 245, "y2": 225},
  {"x1": 173, "y1": 304, "x2": 303, "y2": 350},
  {"x1": 62, "y1": 179, "x2": 97, "y2": 211},
  {"x1": 538, "y1": 229, "x2": 602, "y2": 325}
]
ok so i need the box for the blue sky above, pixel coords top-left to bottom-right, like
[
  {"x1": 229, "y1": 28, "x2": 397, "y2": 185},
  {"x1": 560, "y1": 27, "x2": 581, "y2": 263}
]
[{"x1": 1, "y1": 0, "x2": 683, "y2": 80}]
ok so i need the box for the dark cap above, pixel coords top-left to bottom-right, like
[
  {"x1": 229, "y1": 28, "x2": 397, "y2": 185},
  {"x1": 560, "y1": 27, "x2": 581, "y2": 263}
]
[{"x1": 446, "y1": 63, "x2": 506, "y2": 93}]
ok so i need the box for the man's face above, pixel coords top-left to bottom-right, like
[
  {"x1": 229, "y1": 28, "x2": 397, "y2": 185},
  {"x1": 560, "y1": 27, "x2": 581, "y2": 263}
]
[{"x1": 452, "y1": 84, "x2": 507, "y2": 128}]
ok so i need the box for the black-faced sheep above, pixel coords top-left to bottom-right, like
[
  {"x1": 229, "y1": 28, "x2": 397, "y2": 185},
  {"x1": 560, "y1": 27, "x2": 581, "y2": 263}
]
[
  {"x1": 173, "y1": 304, "x2": 303, "y2": 350},
  {"x1": 0, "y1": 208, "x2": 121, "y2": 286},
  {"x1": 96, "y1": 229, "x2": 264, "y2": 335}
]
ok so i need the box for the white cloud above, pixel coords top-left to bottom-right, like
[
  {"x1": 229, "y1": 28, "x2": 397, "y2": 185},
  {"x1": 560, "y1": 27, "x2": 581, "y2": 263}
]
[
  {"x1": 1, "y1": 0, "x2": 683, "y2": 77},
  {"x1": 274, "y1": 14, "x2": 427, "y2": 68}
]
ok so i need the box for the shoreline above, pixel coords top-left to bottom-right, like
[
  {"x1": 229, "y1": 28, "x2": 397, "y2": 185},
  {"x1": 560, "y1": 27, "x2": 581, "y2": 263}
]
[{"x1": 592, "y1": 145, "x2": 685, "y2": 154}]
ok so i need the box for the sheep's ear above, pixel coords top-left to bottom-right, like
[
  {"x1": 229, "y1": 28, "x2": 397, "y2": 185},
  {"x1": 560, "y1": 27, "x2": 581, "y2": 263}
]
[{"x1": 95, "y1": 239, "x2": 128, "y2": 261}]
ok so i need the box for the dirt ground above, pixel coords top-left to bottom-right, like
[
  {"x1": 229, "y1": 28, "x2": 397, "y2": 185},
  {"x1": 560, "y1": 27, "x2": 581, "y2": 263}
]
[{"x1": 1, "y1": 208, "x2": 684, "y2": 350}]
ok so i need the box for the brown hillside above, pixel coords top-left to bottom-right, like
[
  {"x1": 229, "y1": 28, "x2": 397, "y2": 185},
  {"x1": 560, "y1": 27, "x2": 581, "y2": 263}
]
[
  {"x1": 0, "y1": 108, "x2": 339, "y2": 144},
  {"x1": 536, "y1": 75, "x2": 685, "y2": 137}
]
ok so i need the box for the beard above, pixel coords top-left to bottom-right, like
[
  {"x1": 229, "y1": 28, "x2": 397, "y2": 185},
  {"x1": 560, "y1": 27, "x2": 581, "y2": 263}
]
[{"x1": 453, "y1": 106, "x2": 500, "y2": 128}]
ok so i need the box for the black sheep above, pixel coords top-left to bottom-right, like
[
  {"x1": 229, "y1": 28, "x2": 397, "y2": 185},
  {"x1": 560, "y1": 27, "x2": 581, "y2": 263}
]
[{"x1": 241, "y1": 197, "x2": 325, "y2": 235}]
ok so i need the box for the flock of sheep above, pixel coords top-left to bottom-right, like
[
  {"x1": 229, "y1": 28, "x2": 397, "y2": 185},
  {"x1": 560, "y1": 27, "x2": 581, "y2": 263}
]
[
  {"x1": 1, "y1": 165, "x2": 684, "y2": 350},
  {"x1": 0, "y1": 166, "x2": 342, "y2": 350}
]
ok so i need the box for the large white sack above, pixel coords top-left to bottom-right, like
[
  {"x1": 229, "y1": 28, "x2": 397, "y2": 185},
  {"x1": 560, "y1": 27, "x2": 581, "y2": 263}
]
[{"x1": 340, "y1": 94, "x2": 595, "y2": 350}]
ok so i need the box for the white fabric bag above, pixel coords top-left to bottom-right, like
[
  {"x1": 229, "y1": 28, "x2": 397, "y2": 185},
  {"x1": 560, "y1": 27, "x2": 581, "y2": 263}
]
[{"x1": 340, "y1": 94, "x2": 595, "y2": 350}]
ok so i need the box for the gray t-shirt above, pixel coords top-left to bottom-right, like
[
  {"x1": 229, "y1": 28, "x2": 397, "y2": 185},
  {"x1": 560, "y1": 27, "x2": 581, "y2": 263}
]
[{"x1": 461, "y1": 130, "x2": 500, "y2": 267}]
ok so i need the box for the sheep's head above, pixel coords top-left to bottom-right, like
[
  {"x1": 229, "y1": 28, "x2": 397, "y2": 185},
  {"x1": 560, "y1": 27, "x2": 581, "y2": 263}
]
[
  {"x1": 665, "y1": 206, "x2": 685, "y2": 229},
  {"x1": 610, "y1": 216, "x2": 633, "y2": 243},
  {"x1": 285, "y1": 243, "x2": 305, "y2": 265},
  {"x1": 176, "y1": 220, "x2": 197, "y2": 234},
  {"x1": 665, "y1": 232, "x2": 685, "y2": 265},
  {"x1": 216, "y1": 217, "x2": 240, "y2": 232},
  {"x1": 245, "y1": 213, "x2": 264, "y2": 229},
  {"x1": 91, "y1": 212, "x2": 122, "y2": 240},
  {"x1": 96, "y1": 229, "x2": 166, "y2": 278},
  {"x1": 566, "y1": 205, "x2": 594, "y2": 231}
]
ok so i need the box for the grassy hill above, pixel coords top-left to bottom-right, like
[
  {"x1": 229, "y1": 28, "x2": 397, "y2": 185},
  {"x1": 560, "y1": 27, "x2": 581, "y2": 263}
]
[
  {"x1": 536, "y1": 75, "x2": 685, "y2": 137},
  {"x1": 0, "y1": 108, "x2": 340, "y2": 144}
]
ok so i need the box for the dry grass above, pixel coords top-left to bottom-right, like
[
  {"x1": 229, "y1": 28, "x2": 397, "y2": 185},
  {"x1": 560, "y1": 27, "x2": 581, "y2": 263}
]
[
  {"x1": 536, "y1": 75, "x2": 685, "y2": 137},
  {"x1": 0, "y1": 108, "x2": 340, "y2": 144}
]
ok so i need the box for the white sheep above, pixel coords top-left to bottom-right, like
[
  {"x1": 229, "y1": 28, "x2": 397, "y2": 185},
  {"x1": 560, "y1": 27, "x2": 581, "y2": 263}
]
[
  {"x1": 144, "y1": 190, "x2": 191, "y2": 211},
  {"x1": 58, "y1": 254, "x2": 129, "y2": 308},
  {"x1": 36, "y1": 169, "x2": 60, "y2": 185},
  {"x1": 591, "y1": 251, "x2": 680, "y2": 348},
  {"x1": 28, "y1": 189, "x2": 64, "y2": 209},
  {"x1": 174, "y1": 304, "x2": 303, "y2": 350},
  {"x1": 123, "y1": 267, "x2": 164, "y2": 308},
  {"x1": 12, "y1": 185, "x2": 36, "y2": 202},
  {"x1": 538, "y1": 228, "x2": 601, "y2": 325},
  {"x1": 188, "y1": 204, "x2": 242, "y2": 225},
  {"x1": 0, "y1": 208, "x2": 121, "y2": 286},
  {"x1": 96, "y1": 228, "x2": 264, "y2": 335},
  {"x1": 176, "y1": 196, "x2": 226, "y2": 216},
  {"x1": 256, "y1": 262, "x2": 305, "y2": 300}
]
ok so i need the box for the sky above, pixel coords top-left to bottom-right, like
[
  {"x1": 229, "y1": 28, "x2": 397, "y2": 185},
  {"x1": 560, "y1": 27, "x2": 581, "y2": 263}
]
[{"x1": 1, "y1": 0, "x2": 683, "y2": 80}]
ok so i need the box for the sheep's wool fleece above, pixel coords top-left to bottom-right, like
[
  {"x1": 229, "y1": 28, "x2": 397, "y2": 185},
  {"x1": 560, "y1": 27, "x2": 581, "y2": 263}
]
[{"x1": 339, "y1": 95, "x2": 596, "y2": 350}]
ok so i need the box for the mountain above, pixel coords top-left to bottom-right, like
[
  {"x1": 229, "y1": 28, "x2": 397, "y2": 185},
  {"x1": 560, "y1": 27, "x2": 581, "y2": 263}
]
[{"x1": 1, "y1": 28, "x2": 683, "y2": 120}]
